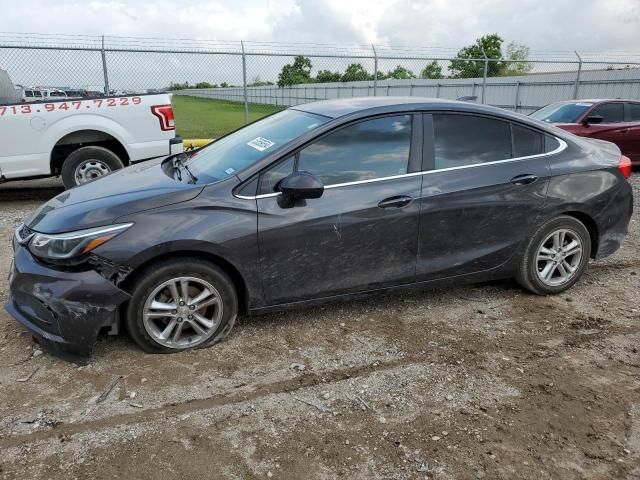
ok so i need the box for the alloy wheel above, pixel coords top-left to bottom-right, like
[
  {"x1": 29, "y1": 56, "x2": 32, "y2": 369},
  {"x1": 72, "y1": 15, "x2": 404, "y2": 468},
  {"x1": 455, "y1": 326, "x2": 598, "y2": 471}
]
[
  {"x1": 142, "y1": 276, "x2": 223, "y2": 349},
  {"x1": 535, "y1": 228, "x2": 583, "y2": 287}
]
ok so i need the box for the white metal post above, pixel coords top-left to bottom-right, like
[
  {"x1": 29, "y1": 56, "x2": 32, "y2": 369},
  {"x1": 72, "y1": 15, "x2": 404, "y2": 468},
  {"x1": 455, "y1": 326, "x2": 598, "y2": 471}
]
[
  {"x1": 481, "y1": 47, "x2": 488, "y2": 104},
  {"x1": 573, "y1": 51, "x2": 583, "y2": 100},
  {"x1": 101, "y1": 36, "x2": 109, "y2": 95},
  {"x1": 372, "y1": 44, "x2": 378, "y2": 96},
  {"x1": 241, "y1": 41, "x2": 248, "y2": 124}
]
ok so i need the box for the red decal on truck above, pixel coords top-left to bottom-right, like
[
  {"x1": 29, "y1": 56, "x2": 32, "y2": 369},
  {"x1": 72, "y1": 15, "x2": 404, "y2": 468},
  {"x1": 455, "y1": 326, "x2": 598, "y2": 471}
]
[{"x1": 0, "y1": 97, "x2": 146, "y2": 116}]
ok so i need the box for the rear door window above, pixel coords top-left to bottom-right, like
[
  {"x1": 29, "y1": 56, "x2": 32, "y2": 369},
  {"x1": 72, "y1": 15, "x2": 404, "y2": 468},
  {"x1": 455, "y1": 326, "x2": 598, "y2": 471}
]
[
  {"x1": 512, "y1": 124, "x2": 544, "y2": 158},
  {"x1": 589, "y1": 103, "x2": 624, "y2": 123},
  {"x1": 544, "y1": 136, "x2": 561, "y2": 153},
  {"x1": 432, "y1": 114, "x2": 511, "y2": 169}
]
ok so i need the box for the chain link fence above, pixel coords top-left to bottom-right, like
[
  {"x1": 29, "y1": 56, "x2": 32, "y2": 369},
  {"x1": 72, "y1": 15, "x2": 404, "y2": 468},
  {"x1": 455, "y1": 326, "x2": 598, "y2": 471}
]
[{"x1": 1, "y1": 33, "x2": 640, "y2": 135}]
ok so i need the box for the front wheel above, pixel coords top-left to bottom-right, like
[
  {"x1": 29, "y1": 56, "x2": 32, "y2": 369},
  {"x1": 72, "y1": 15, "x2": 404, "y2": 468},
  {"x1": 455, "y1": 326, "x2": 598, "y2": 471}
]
[
  {"x1": 125, "y1": 258, "x2": 238, "y2": 353},
  {"x1": 516, "y1": 215, "x2": 591, "y2": 295}
]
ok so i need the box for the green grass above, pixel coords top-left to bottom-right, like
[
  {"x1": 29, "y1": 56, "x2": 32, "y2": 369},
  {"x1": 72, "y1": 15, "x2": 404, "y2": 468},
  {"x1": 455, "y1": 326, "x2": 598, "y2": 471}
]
[{"x1": 172, "y1": 95, "x2": 282, "y2": 139}]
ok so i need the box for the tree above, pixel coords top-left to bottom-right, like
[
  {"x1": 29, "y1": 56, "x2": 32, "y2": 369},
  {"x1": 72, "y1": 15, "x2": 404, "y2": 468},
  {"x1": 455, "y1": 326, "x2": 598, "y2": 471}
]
[
  {"x1": 420, "y1": 61, "x2": 444, "y2": 79},
  {"x1": 386, "y1": 65, "x2": 416, "y2": 80},
  {"x1": 168, "y1": 81, "x2": 189, "y2": 90},
  {"x1": 315, "y1": 70, "x2": 342, "y2": 83},
  {"x1": 449, "y1": 33, "x2": 504, "y2": 78},
  {"x1": 501, "y1": 42, "x2": 533, "y2": 76},
  {"x1": 248, "y1": 76, "x2": 274, "y2": 87},
  {"x1": 195, "y1": 81, "x2": 215, "y2": 89},
  {"x1": 220, "y1": 82, "x2": 230, "y2": 88},
  {"x1": 277, "y1": 56, "x2": 313, "y2": 87},
  {"x1": 340, "y1": 63, "x2": 373, "y2": 82}
]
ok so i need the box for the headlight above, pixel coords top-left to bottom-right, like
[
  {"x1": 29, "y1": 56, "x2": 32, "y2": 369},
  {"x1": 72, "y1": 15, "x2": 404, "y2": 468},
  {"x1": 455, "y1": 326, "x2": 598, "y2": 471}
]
[{"x1": 28, "y1": 223, "x2": 133, "y2": 261}]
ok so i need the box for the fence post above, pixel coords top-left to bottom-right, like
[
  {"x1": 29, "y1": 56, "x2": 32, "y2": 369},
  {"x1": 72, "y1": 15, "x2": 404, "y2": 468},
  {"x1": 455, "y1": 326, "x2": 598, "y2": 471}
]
[
  {"x1": 101, "y1": 36, "x2": 109, "y2": 95},
  {"x1": 372, "y1": 44, "x2": 378, "y2": 96},
  {"x1": 514, "y1": 80, "x2": 521, "y2": 112},
  {"x1": 573, "y1": 50, "x2": 583, "y2": 100},
  {"x1": 481, "y1": 47, "x2": 488, "y2": 104},
  {"x1": 241, "y1": 40, "x2": 249, "y2": 124},
  {"x1": 436, "y1": 82, "x2": 441, "y2": 98}
]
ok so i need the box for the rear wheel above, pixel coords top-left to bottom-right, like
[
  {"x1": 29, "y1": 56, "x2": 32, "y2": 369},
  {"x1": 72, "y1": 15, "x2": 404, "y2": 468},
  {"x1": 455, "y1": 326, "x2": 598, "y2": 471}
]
[
  {"x1": 125, "y1": 258, "x2": 238, "y2": 353},
  {"x1": 61, "y1": 146, "x2": 124, "y2": 188},
  {"x1": 516, "y1": 215, "x2": 591, "y2": 295}
]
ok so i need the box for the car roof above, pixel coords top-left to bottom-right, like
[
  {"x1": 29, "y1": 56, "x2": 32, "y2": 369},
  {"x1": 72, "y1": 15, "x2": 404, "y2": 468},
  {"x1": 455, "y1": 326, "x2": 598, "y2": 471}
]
[
  {"x1": 553, "y1": 98, "x2": 639, "y2": 105},
  {"x1": 288, "y1": 96, "x2": 562, "y2": 135},
  {"x1": 291, "y1": 96, "x2": 501, "y2": 119}
]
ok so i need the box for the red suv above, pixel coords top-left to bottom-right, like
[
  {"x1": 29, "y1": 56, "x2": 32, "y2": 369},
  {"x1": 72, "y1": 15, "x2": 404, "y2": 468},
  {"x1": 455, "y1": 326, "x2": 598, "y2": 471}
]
[{"x1": 531, "y1": 99, "x2": 640, "y2": 166}]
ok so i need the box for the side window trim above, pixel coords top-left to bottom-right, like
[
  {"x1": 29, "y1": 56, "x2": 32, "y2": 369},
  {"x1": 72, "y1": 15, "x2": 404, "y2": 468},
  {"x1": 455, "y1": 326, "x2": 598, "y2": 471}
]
[
  {"x1": 425, "y1": 111, "x2": 563, "y2": 173},
  {"x1": 234, "y1": 115, "x2": 566, "y2": 200}
]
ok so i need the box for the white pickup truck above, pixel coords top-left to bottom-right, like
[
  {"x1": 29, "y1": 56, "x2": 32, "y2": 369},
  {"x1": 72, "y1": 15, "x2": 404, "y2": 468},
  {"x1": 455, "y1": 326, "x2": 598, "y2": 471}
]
[{"x1": 0, "y1": 93, "x2": 183, "y2": 188}]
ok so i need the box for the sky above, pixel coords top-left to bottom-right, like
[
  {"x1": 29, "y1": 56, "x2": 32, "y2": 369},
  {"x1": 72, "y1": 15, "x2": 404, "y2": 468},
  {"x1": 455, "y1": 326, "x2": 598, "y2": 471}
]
[
  {"x1": 0, "y1": 0, "x2": 639, "y2": 54},
  {"x1": 0, "y1": 0, "x2": 638, "y2": 91}
]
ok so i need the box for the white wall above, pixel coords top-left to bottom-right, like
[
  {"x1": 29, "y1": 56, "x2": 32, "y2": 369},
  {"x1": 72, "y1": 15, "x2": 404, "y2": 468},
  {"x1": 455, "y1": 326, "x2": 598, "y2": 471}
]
[{"x1": 177, "y1": 67, "x2": 640, "y2": 114}]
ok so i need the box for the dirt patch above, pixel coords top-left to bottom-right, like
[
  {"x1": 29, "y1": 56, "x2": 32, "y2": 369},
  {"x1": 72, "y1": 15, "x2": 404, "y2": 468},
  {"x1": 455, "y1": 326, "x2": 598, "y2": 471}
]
[{"x1": 0, "y1": 176, "x2": 638, "y2": 480}]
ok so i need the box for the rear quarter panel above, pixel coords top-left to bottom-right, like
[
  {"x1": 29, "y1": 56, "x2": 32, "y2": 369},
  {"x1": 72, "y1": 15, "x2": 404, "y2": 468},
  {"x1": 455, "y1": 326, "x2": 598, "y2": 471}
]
[{"x1": 544, "y1": 138, "x2": 633, "y2": 258}]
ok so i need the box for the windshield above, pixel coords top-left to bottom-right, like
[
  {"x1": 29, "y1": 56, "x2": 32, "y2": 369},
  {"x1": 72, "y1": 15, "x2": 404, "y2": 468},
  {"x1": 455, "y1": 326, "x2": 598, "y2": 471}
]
[
  {"x1": 530, "y1": 102, "x2": 592, "y2": 123},
  {"x1": 183, "y1": 109, "x2": 329, "y2": 183}
]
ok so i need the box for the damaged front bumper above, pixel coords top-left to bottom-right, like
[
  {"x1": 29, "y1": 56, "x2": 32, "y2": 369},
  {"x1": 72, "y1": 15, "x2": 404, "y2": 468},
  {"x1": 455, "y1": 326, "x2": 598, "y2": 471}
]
[{"x1": 5, "y1": 246, "x2": 131, "y2": 356}]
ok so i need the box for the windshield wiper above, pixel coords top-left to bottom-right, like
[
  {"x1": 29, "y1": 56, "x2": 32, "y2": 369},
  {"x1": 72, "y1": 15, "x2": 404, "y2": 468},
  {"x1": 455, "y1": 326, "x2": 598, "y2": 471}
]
[{"x1": 172, "y1": 153, "x2": 198, "y2": 184}]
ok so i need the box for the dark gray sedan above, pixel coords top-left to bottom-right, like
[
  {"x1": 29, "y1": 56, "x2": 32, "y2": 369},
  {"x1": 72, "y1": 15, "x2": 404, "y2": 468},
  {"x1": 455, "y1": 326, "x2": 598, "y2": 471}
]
[{"x1": 6, "y1": 98, "x2": 634, "y2": 356}]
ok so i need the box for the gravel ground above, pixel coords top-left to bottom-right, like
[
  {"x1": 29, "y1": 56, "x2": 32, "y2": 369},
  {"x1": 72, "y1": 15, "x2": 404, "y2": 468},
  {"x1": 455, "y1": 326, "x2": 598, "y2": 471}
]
[{"x1": 0, "y1": 176, "x2": 638, "y2": 480}]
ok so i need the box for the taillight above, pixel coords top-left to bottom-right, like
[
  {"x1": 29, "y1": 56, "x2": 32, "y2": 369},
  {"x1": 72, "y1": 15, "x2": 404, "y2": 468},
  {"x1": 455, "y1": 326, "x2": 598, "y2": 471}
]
[
  {"x1": 618, "y1": 155, "x2": 632, "y2": 180},
  {"x1": 151, "y1": 104, "x2": 175, "y2": 131}
]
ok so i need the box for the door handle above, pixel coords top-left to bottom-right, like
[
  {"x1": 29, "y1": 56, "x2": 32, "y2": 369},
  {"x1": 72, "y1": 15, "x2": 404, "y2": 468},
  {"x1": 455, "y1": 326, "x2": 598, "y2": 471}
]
[
  {"x1": 510, "y1": 174, "x2": 538, "y2": 185},
  {"x1": 378, "y1": 195, "x2": 413, "y2": 208}
]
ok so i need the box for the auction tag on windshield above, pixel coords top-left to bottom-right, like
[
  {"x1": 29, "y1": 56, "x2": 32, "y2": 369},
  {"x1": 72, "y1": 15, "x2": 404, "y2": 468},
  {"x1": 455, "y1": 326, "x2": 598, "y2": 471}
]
[{"x1": 247, "y1": 137, "x2": 275, "y2": 151}]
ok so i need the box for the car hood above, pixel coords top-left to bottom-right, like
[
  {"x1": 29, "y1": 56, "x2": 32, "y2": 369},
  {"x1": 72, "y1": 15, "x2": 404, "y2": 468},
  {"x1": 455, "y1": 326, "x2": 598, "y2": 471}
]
[{"x1": 25, "y1": 159, "x2": 204, "y2": 234}]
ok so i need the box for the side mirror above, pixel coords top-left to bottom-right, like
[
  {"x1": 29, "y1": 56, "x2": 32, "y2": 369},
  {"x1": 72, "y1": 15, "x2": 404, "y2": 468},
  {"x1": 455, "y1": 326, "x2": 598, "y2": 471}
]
[
  {"x1": 278, "y1": 171, "x2": 324, "y2": 208},
  {"x1": 583, "y1": 115, "x2": 603, "y2": 125}
]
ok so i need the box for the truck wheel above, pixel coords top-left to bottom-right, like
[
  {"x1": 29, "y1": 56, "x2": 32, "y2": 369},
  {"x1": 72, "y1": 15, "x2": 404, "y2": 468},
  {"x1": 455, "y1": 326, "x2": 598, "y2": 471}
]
[{"x1": 61, "y1": 146, "x2": 124, "y2": 188}]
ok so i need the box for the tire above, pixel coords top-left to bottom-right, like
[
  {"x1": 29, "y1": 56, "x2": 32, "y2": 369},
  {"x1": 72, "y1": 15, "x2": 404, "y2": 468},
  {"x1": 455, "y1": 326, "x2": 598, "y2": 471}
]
[
  {"x1": 125, "y1": 258, "x2": 238, "y2": 354},
  {"x1": 516, "y1": 215, "x2": 591, "y2": 295},
  {"x1": 61, "y1": 146, "x2": 124, "y2": 189}
]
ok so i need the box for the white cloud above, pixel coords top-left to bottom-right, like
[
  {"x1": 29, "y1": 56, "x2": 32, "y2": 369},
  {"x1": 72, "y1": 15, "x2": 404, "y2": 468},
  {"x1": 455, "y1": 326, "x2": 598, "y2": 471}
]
[
  {"x1": 0, "y1": 0, "x2": 638, "y2": 53},
  {"x1": 1, "y1": 0, "x2": 638, "y2": 89}
]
